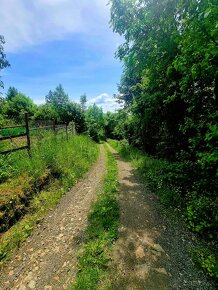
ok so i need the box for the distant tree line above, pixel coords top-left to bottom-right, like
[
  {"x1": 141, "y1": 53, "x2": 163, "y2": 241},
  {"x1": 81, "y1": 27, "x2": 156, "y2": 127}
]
[{"x1": 0, "y1": 84, "x2": 124, "y2": 143}]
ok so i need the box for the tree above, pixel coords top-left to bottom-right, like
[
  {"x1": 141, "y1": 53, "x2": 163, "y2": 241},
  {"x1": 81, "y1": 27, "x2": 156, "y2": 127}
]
[
  {"x1": 44, "y1": 85, "x2": 86, "y2": 131},
  {"x1": 67, "y1": 102, "x2": 86, "y2": 133},
  {"x1": 0, "y1": 35, "x2": 10, "y2": 92},
  {"x1": 110, "y1": 0, "x2": 218, "y2": 157},
  {"x1": 0, "y1": 97, "x2": 7, "y2": 126},
  {"x1": 45, "y1": 84, "x2": 69, "y2": 107},
  {"x1": 104, "y1": 111, "x2": 128, "y2": 140},
  {"x1": 34, "y1": 104, "x2": 58, "y2": 120},
  {"x1": 45, "y1": 85, "x2": 70, "y2": 122},
  {"x1": 6, "y1": 86, "x2": 19, "y2": 101},
  {"x1": 85, "y1": 104, "x2": 105, "y2": 142},
  {"x1": 104, "y1": 112, "x2": 117, "y2": 139},
  {"x1": 80, "y1": 93, "x2": 87, "y2": 111},
  {"x1": 6, "y1": 93, "x2": 36, "y2": 120}
]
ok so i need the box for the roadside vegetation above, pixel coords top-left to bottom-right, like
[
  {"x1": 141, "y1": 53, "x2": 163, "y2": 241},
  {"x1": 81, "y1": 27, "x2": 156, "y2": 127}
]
[
  {"x1": 0, "y1": 134, "x2": 98, "y2": 264},
  {"x1": 108, "y1": 139, "x2": 218, "y2": 280},
  {"x1": 72, "y1": 145, "x2": 119, "y2": 290}
]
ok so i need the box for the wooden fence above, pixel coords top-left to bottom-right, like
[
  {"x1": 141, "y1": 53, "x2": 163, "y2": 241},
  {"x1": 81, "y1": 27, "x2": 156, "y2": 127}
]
[{"x1": 0, "y1": 113, "x2": 74, "y2": 156}]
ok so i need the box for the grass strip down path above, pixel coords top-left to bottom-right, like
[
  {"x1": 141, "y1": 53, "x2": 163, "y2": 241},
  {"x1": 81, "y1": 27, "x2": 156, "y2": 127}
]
[{"x1": 72, "y1": 144, "x2": 119, "y2": 290}]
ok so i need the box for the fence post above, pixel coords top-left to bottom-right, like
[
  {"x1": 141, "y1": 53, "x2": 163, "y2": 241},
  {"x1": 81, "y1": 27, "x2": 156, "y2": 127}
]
[
  {"x1": 53, "y1": 119, "x2": 57, "y2": 141},
  {"x1": 72, "y1": 122, "x2": 76, "y2": 135},
  {"x1": 25, "y1": 112, "x2": 31, "y2": 157},
  {"x1": 53, "y1": 119, "x2": 56, "y2": 134},
  {"x1": 66, "y1": 123, "x2": 68, "y2": 141}
]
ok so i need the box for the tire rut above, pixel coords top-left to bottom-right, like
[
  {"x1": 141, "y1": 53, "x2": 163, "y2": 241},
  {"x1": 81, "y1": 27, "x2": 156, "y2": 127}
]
[{"x1": 0, "y1": 145, "x2": 106, "y2": 290}]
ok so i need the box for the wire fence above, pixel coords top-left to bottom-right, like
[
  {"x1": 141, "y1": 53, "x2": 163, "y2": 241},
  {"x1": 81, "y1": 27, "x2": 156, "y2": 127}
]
[{"x1": 0, "y1": 113, "x2": 76, "y2": 156}]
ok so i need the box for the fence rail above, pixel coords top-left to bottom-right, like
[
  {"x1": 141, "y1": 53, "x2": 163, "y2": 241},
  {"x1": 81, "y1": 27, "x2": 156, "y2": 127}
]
[
  {"x1": 0, "y1": 146, "x2": 29, "y2": 155},
  {"x1": 0, "y1": 125, "x2": 25, "y2": 130},
  {"x1": 0, "y1": 133, "x2": 27, "y2": 141},
  {"x1": 0, "y1": 113, "x2": 74, "y2": 156}
]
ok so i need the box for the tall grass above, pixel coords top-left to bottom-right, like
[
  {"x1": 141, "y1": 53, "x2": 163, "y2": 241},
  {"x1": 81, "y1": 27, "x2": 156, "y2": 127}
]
[
  {"x1": 0, "y1": 133, "x2": 99, "y2": 263},
  {"x1": 0, "y1": 132, "x2": 98, "y2": 185}
]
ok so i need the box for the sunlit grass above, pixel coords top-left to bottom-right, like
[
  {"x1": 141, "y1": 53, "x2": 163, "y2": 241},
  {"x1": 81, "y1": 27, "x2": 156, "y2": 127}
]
[{"x1": 0, "y1": 133, "x2": 99, "y2": 263}]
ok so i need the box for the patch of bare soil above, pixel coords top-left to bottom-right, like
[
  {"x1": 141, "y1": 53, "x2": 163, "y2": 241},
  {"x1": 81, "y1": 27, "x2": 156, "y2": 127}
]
[
  {"x1": 0, "y1": 145, "x2": 106, "y2": 290},
  {"x1": 107, "y1": 144, "x2": 215, "y2": 290}
]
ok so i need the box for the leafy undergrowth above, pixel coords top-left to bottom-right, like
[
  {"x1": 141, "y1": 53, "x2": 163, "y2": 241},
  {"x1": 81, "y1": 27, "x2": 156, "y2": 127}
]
[
  {"x1": 72, "y1": 144, "x2": 119, "y2": 290},
  {"x1": 0, "y1": 134, "x2": 98, "y2": 264},
  {"x1": 108, "y1": 139, "x2": 218, "y2": 281}
]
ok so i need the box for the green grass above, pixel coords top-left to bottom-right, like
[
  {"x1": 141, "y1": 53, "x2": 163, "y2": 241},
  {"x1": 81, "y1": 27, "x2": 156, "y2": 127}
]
[
  {"x1": 72, "y1": 144, "x2": 119, "y2": 290},
  {"x1": 108, "y1": 139, "x2": 181, "y2": 207},
  {"x1": 0, "y1": 133, "x2": 99, "y2": 264},
  {"x1": 0, "y1": 127, "x2": 26, "y2": 137},
  {"x1": 0, "y1": 132, "x2": 98, "y2": 185}
]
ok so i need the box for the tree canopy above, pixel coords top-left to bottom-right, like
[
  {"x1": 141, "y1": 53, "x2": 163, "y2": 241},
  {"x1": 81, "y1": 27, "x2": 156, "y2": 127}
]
[
  {"x1": 6, "y1": 93, "x2": 36, "y2": 119},
  {"x1": 110, "y1": 0, "x2": 218, "y2": 159}
]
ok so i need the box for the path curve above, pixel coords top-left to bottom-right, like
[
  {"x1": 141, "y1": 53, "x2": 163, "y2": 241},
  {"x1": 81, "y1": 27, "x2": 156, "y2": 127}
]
[
  {"x1": 107, "y1": 144, "x2": 215, "y2": 290},
  {"x1": 0, "y1": 145, "x2": 106, "y2": 290}
]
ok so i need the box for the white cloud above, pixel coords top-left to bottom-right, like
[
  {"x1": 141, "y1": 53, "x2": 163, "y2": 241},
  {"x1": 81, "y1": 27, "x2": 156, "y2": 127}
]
[
  {"x1": 37, "y1": 0, "x2": 70, "y2": 6},
  {"x1": 0, "y1": 0, "x2": 115, "y2": 52},
  {"x1": 87, "y1": 93, "x2": 122, "y2": 113}
]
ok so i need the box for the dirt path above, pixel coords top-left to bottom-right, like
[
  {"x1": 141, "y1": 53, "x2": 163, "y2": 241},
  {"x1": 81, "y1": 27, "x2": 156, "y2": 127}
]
[
  {"x1": 0, "y1": 145, "x2": 106, "y2": 290},
  {"x1": 107, "y1": 144, "x2": 215, "y2": 290}
]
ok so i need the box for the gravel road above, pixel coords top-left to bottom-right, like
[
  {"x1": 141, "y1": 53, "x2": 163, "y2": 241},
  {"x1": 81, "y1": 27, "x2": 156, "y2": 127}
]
[
  {"x1": 107, "y1": 144, "x2": 216, "y2": 290},
  {"x1": 0, "y1": 143, "x2": 216, "y2": 290}
]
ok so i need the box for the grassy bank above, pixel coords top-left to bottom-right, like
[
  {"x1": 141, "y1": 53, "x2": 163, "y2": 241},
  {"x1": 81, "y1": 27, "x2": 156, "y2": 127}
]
[
  {"x1": 0, "y1": 134, "x2": 98, "y2": 264},
  {"x1": 72, "y1": 144, "x2": 119, "y2": 290},
  {"x1": 108, "y1": 139, "x2": 218, "y2": 280}
]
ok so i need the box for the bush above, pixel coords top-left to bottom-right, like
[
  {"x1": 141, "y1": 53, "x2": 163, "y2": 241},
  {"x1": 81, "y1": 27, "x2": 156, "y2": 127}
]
[
  {"x1": 193, "y1": 247, "x2": 218, "y2": 279},
  {"x1": 186, "y1": 192, "x2": 218, "y2": 238}
]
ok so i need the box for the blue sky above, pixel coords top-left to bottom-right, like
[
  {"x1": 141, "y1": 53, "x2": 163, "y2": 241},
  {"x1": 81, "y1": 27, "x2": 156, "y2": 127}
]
[{"x1": 1, "y1": 0, "x2": 123, "y2": 112}]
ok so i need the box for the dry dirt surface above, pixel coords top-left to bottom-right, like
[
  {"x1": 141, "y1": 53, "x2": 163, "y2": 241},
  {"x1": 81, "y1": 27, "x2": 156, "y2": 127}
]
[
  {"x1": 0, "y1": 145, "x2": 106, "y2": 290},
  {"x1": 107, "y1": 144, "x2": 216, "y2": 290}
]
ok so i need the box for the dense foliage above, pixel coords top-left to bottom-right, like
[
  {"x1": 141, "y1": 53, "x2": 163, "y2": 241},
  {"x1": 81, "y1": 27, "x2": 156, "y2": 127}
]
[{"x1": 109, "y1": 0, "x2": 218, "y2": 279}]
